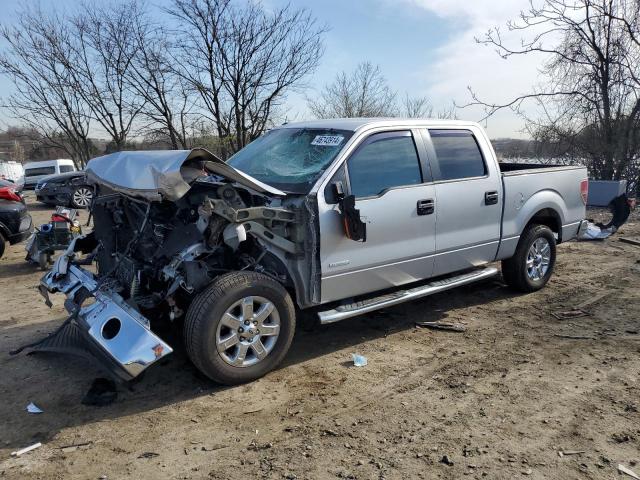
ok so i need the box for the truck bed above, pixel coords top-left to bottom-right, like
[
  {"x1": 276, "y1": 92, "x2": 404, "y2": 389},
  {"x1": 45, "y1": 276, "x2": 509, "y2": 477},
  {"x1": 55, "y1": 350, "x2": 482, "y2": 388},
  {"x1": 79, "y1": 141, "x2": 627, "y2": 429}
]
[{"x1": 498, "y1": 161, "x2": 584, "y2": 175}]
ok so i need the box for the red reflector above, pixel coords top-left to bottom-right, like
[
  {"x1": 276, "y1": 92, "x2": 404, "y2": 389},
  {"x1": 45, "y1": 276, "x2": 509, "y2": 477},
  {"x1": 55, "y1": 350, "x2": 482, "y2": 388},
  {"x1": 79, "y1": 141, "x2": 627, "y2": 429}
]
[
  {"x1": 0, "y1": 186, "x2": 21, "y2": 202},
  {"x1": 580, "y1": 179, "x2": 588, "y2": 205}
]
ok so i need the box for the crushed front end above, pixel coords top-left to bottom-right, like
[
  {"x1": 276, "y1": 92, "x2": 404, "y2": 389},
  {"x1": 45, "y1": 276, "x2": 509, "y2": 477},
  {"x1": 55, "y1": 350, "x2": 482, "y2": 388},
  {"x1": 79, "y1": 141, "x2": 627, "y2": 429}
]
[
  {"x1": 25, "y1": 148, "x2": 317, "y2": 381},
  {"x1": 39, "y1": 249, "x2": 173, "y2": 381}
]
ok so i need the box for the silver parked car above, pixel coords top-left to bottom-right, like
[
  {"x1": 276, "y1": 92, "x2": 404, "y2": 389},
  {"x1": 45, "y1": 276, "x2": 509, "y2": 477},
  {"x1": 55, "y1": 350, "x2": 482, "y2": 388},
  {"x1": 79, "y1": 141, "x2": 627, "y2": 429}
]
[{"x1": 33, "y1": 119, "x2": 587, "y2": 384}]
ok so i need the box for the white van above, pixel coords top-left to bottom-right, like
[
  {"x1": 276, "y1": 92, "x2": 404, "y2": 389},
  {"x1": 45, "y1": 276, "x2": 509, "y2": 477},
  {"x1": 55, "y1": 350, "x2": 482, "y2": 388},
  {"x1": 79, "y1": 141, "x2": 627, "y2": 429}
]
[
  {"x1": 0, "y1": 160, "x2": 25, "y2": 187},
  {"x1": 23, "y1": 159, "x2": 76, "y2": 188}
]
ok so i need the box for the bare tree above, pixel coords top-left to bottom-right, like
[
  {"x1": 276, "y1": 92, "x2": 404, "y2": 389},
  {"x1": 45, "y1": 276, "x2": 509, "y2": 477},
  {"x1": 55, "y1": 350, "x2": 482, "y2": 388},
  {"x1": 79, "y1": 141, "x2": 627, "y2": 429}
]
[
  {"x1": 126, "y1": 4, "x2": 195, "y2": 149},
  {"x1": 308, "y1": 62, "x2": 397, "y2": 118},
  {"x1": 403, "y1": 95, "x2": 433, "y2": 118},
  {"x1": 168, "y1": 0, "x2": 325, "y2": 158},
  {"x1": 402, "y1": 95, "x2": 458, "y2": 119},
  {"x1": 67, "y1": 1, "x2": 146, "y2": 151},
  {"x1": 466, "y1": 0, "x2": 640, "y2": 188},
  {"x1": 0, "y1": 7, "x2": 94, "y2": 167}
]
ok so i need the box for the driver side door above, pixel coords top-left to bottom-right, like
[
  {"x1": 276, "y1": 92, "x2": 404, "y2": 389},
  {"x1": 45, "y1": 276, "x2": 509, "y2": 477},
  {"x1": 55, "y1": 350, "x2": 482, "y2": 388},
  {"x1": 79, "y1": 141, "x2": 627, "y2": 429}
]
[{"x1": 319, "y1": 130, "x2": 437, "y2": 303}]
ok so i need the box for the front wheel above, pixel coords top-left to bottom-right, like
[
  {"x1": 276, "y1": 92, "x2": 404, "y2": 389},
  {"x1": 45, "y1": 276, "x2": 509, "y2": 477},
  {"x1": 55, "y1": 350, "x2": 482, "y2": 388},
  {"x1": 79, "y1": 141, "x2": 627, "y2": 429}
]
[
  {"x1": 71, "y1": 186, "x2": 93, "y2": 209},
  {"x1": 184, "y1": 271, "x2": 296, "y2": 385},
  {"x1": 502, "y1": 224, "x2": 556, "y2": 292}
]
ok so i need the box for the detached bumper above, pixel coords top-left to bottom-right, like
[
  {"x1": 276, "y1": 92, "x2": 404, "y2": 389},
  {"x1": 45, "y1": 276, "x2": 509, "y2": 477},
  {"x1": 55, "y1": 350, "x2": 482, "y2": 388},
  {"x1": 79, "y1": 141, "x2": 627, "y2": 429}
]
[{"x1": 40, "y1": 261, "x2": 173, "y2": 381}]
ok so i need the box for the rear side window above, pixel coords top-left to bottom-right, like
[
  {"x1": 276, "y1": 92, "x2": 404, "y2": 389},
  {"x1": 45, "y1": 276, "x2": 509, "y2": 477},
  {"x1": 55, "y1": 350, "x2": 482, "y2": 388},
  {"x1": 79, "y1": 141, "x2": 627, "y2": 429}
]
[
  {"x1": 429, "y1": 130, "x2": 486, "y2": 181},
  {"x1": 347, "y1": 131, "x2": 422, "y2": 198},
  {"x1": 25, "y1": 166, "x2": 56, "y2": 177},
  {"x1": 59, "y1": 165, "x2": 75, "y2": 173}
]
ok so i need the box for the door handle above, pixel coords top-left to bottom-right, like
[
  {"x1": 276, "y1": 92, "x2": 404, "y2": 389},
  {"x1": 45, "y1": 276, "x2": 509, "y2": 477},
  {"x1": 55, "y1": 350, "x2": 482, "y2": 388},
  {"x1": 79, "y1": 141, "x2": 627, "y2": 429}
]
[
  {"x1": 484, "y1": 191, "x2": 499, "y2": 205},
  {"x1": 417, "y1": 199, "x2": 434, "y2": 215}
]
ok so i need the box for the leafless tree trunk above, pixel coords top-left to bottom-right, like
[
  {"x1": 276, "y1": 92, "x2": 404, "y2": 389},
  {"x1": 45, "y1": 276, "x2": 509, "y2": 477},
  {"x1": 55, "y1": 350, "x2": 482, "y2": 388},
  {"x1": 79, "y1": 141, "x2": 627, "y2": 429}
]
[
  {"x1": 465, "y1": 0, "x2": 640, "y2": 190},
  {"x1": 0, "y1": 8, "x2": 93, "y2": 167},
  {"x1": 168, "y1": 0, "x2": 325, "y2": 158}
]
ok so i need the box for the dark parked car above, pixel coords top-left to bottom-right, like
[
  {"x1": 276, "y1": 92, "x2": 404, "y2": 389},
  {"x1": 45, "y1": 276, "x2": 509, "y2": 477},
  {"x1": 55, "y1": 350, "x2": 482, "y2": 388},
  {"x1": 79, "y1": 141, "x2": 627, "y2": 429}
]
[
  {"x1": 0, "y1": 179, "x2": 33, "y2": 258},
  {"x1": 35, "y1": 171, "x2": 94, "y2": 208}
]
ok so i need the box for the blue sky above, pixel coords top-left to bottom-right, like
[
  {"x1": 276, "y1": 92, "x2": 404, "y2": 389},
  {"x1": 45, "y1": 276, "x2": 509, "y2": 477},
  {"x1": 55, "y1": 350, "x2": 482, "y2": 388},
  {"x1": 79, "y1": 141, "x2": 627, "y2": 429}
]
[{"x1": 0, "y1": 0, "x2": 542, "y2": 138}]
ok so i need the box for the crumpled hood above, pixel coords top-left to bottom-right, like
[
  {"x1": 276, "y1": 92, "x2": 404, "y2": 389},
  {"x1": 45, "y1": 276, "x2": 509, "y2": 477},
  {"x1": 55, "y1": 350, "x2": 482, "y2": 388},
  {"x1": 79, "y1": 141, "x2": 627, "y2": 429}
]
[{"x1": 85, "y1": 148, "x2": 285, "y2": 201}]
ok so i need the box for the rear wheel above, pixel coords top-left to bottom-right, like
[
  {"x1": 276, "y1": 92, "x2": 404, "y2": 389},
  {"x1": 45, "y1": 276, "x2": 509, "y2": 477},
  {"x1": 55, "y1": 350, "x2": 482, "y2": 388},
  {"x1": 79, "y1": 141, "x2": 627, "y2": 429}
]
[
  {"x1": 71, "y1": 186, "x2": 93, "y2": 209},
  {"x1": 0, "y1": 234, "x2": 5, "y2": 259},
  {"x1": 184, "y1": 271, "x2": 296, "y2": 385},
  {"x1": 502, "y1": 224, "x2": 556, "y2": 292}
]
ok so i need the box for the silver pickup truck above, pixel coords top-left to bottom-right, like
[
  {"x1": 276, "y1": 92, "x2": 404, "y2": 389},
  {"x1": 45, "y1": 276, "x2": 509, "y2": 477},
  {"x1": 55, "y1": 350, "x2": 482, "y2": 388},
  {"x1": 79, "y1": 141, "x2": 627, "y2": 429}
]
[{"x1": 35, "y1": 119, "x2": 588, "y2": 385}]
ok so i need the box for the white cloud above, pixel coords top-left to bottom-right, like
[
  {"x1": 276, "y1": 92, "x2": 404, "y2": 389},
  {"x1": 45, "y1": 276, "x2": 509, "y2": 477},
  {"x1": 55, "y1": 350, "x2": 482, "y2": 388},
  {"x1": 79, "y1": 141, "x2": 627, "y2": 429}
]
[{"x1": 407, "y1": 0, "x2": 550, "y2": 138}]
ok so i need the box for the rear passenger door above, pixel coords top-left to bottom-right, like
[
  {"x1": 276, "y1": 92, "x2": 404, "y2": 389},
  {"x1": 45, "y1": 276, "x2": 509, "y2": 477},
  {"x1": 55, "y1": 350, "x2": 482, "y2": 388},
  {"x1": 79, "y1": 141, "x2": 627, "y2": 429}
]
[
  {"x1": 319, "y1": 130, "x2": 437, "y2": 303},
  {"x1": 422, "y1": 129, "x2": 502, "y2": 276}
]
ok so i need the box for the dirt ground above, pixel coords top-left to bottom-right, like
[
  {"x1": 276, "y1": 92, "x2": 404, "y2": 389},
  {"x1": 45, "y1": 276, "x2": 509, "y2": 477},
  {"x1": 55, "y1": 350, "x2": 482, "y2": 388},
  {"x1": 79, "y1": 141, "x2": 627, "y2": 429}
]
[{"x1": 1, "y1": 194, "x2": 639, "y2": 480}]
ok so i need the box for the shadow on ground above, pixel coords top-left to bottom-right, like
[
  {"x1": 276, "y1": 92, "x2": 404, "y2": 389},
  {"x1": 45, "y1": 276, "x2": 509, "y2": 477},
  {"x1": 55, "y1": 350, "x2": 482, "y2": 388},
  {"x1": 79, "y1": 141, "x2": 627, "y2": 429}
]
[{"x1": 0, "y1": 276, "x2": 516, "y2": 450}]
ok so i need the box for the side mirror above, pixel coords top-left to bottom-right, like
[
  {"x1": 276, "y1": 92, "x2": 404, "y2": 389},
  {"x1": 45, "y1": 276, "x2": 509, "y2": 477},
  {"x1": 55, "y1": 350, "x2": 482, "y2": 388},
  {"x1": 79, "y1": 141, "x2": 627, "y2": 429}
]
[
  {"x1": 338, "y1": 194, "x2": 366, "y2": 242},
  {"x1": 332, "y1": 181, "x2": 345, "y2": 201}
]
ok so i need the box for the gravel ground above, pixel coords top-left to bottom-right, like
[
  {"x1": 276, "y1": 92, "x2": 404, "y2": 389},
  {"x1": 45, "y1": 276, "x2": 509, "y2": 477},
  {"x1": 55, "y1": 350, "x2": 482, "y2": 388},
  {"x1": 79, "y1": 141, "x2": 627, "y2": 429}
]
[{"x1": 1, "y1": 195, "x2": 639, "y2": 480}]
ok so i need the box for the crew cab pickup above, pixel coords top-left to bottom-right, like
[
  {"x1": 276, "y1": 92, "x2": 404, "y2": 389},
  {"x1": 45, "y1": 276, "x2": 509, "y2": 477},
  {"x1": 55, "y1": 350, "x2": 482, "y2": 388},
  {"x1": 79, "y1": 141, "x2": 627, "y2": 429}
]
[{"x1": 33, "y1": 119, "x2": 588, "y2": 385}]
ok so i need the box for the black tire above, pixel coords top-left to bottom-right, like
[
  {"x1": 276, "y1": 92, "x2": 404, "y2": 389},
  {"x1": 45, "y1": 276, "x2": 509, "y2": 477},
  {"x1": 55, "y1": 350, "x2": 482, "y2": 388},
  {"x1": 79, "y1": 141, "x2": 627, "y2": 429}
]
[
  {"x1": 0, "y1": 234, "x2": 5, "y2": 259},
  {"x1": 184, "y1": 271, "x2": 296, "y2": 385},
  {"x1": 70, "y1": 186, "x2": 93, "y2": 209},
  {"x1": 501, "y1": 224, "x2": 556, "y2": 292}
]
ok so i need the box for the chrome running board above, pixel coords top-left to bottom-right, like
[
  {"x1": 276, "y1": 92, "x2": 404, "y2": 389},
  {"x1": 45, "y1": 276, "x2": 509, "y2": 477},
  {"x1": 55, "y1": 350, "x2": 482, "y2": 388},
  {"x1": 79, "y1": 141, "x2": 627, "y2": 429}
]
[{"x1": 317, "y1": 267, "x2": 499, "y2": 324}]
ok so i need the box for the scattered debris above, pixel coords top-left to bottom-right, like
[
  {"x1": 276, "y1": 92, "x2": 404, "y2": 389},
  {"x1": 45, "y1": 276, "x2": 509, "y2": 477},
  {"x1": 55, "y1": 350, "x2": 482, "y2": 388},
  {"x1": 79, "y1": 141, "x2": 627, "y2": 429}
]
[
  {"x1": 620, "y1": 237, "x2": 640, "y2": 247},
  {"x1": 576, "y1": 292, "x2": 611, "y2": 309},
  {"x1": 201, "y1": 445, "x2": 228, "y2": 452},
  {"x1": 60, "y1": 441, "x2": 92, "y2": 453},
  {"x1": 440, "y1": 455, "x2": 454, "y2": 466},
  {"x1": 581, "y1": 193, "x2": 635, "y2": 241},
  {"x1": 580, "y1": 223, "x2": 616, "y2": 240},
  {"x1": 26, "y1": 402, "x2": 43, "y2": 414},
  {"x1": 552, "y1": 309, "x2": 590, "y2": 320},
  {"x1": 559, "y1": 449, "x2": 586, "y2": 456},
  {"x1": 612, "y1": 432, "x2": 633, "y2": 443},
  {"x1": 82, "y1": 378, "x2": 117, "y2": 407},
  {"x1": 415, "y1": 321, "x2": 466, "y2": 332},
  {"x1": 11, "y1": 442, "x2": 42, "y2": 457},
  {"x1": 554, "y1": 334, "x2": 595, "y2": 340},
  {"x1": 137, "y1": 452, "x2": 159, "y2": 459},
  {"x1": 351, "y1": 354, "x2": 368, "y2": 367},
  {"x1": 619, "y1": 464, "x2": 640, "y2": 479}
]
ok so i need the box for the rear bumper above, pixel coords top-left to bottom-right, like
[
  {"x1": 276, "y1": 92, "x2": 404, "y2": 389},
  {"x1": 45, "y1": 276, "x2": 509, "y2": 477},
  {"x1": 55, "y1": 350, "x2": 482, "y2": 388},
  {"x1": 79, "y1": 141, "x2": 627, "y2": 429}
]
[{"x1": 40, "y1": 256, "x2": 172, "y2": 380}]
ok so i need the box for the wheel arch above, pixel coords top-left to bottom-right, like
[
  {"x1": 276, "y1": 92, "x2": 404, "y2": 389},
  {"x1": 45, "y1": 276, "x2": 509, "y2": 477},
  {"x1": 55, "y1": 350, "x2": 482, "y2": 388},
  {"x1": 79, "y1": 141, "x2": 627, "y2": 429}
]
[
  {"x1": 525, "y1": 207, "x2": 562, "y2": 242},
  {"x1": 516, "y1": 189, "x2": 568, "y2": 243}
]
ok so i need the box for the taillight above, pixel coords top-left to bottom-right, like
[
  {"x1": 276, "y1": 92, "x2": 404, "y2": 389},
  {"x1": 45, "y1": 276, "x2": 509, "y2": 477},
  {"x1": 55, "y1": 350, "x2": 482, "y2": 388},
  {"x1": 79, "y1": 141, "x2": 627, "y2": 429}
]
[
  {"x1": 0, "y1": 186, "x2": 21, "y2": 202},
  {"x1": 580, "y1": 179, "x2": 588, "y2": 205}
]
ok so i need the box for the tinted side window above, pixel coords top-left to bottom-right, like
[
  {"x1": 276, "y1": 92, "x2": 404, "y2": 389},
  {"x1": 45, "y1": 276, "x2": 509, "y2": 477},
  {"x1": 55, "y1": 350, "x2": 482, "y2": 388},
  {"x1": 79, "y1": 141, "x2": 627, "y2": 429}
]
[
  {"x1": 429, "y1": 130, "x2": 486, "y2": 181},
  {"x1": 347, "y1": 132, "x2": 422, "y2": 198},
  {"x1": 25, "y1": 166, "x2": 56, "y2": 177},
  {"x1": 59, "y1": 165, "x2": 75, "y2": 173}
]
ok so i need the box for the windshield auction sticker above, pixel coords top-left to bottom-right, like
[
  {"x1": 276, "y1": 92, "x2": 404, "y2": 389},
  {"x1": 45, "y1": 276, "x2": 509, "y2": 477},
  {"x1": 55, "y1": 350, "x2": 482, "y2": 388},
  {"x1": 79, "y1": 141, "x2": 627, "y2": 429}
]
[{"x1": 311, "y1": 135, "x2": 344, "y2": 147}]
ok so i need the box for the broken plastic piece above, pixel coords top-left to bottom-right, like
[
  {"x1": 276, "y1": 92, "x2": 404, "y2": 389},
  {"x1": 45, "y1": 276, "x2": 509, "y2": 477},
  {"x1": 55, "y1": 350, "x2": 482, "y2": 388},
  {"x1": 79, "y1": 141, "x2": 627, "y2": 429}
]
[
  {"x1": 11, "y1": 442, "x2": 42, "y2": 457},
  {"x1": 619, "y1": 464, "x2": 640, "y2": 480},
  {"x1": 351, "y1": 354, "x2": 368, "y2": 367},
  {"x1": 26, "y1": 402, "x2": 43, "y2": 414},
  {"x1": 415, "y1": 321, "x2": 466, "y2": 332}
]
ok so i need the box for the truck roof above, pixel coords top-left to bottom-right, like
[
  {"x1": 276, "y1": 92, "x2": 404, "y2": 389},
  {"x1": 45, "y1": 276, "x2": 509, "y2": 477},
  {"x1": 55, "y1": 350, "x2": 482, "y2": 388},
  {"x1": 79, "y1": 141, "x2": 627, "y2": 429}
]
[{"x1": 278, "y1": 118, "x2": 480, "y2": 132}]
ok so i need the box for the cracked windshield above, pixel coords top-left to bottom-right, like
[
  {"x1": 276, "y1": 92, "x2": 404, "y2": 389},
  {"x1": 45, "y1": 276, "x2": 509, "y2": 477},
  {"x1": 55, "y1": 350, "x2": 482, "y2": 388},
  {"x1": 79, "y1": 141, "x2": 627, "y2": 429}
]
[{"x1": 227, "y1": 128, "x2": 353, "y2": 193}]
